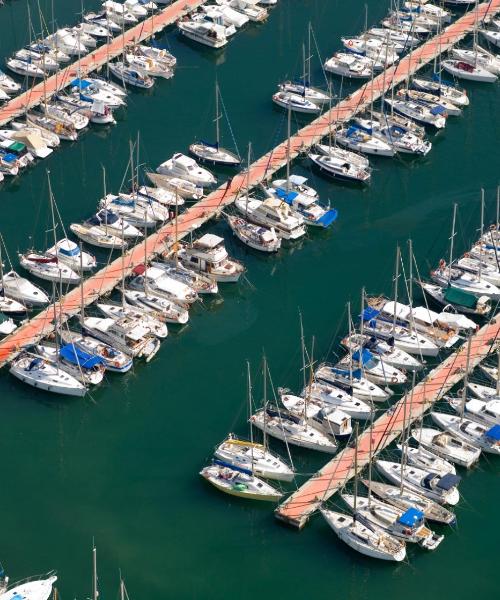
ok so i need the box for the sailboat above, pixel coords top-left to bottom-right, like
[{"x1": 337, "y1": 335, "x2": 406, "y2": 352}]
[
  {"x1": 411, "y1": 427, "x2": 481, "y2": 468},
  {"x1": 215, "y1": 363, "x2": 295, "y2": 481},
  {"x1": 96, "y1": 302, "x2": 168, "y2": 339},
  {"x1": 431, "y1": 412, "x2": 500, "y2": 455},
  {"x1": 189, "y1": 81, "x2": 241, "y2": 166},
  {"x1": 61, "y1": 329, "x2": 133, "y2": 373},
  {"x1": 123, "y1": 289, "x2": 189, "y2": 324},
  {"x1": 34, "y1": 342, "x2": 106, "y2": 385}
]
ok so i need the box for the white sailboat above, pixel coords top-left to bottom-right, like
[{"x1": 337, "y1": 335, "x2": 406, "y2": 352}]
[
  {"x1": 97, "y1": 302, "x2": 168, "y2": 339},
  {"x1": 0, "y1": 270, "x2": 49, "y2": 306},
  {"x1": 384, "y1": 98, "x2": 446, "y2": 128},
  {"x1": 123, "y1": 289, "x2": 189, "y2": 324},
  {"x1": 335, "y1": 125, "x2": 396, "y2": 157},
  {"x1": 60, "y1": 330, "x2": 133, "y2": 373},
  {"x1": 200, "y1": 462, "x2": 283, "y2": 501},
  {"x1": 431, "y1": 412, "x2": 500, "y2": 455},
  {"x1": 128, "y1": 264, "x2": 198, "y2": 304},
  {"x1": 46, "y1": 238, "x2": 96, "y2": 271},
  {"x1": 411, "y1": 427, "x2": 481, "y2": 468},
  {"x1": 0, "y1": 570, "x2": 57, "y2": 600},
  {"x1": 442, "y1": 59, "x2": 497, "y2": 82}
]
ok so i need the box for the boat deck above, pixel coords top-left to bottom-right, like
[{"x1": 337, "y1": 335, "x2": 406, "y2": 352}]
[
  {"x1": 0, "y1": 0, "x2": 206, "y2": 127},
  {"x1": 0, "y1": 0, "x2": 499, "y2": 370},
  {"x1": 275, "y1": 320, "x2": 500, "y2": 528}
]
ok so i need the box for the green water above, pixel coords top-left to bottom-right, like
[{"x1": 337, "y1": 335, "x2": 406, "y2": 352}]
[{"x1": 0, "y1": 1, "x2": 499, "y2": 598}]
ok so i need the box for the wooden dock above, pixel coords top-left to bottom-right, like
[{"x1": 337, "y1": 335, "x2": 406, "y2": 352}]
[
  {"x1": 0, "y1": 0, "x2": 206, "y2": 127},
  {"x1": 275, "y1": 320, "x2": 500, "y2": 528},
  {"x1": 0, "y1": 0, "x2": 499, "y2": 370}
]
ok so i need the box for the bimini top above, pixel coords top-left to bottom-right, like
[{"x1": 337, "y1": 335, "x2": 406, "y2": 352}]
[
  {"x1": 397, "y1": 507, "x2": 424, "y2": 527},
  {"x1": 194, "y1": 234, "x2": 224, "y2": 249},
  {"x1": 288, "y1": 174, "x2": 308, "y2": 186},
  {"x1": 360, "y1": 307, "x2": 380, "y2": 322},
  {"x1": 430, "y1": 104, "x2": 446, "y2": 116},
  {"x1": 70, "y1": 78, "x2": 92, "y2": 90},
  {"x1": 435, "y1": 473, "x2": 461, "y2": 491},
  {"x1": 486, "y1": 424, "x2": 500, "y2": 441},
  {"x1": 60, "y1": 344, "x2": 104, "y2": 369},
  {"x1": 213, "y1": 459, "x2": 251, "y2": 476}
]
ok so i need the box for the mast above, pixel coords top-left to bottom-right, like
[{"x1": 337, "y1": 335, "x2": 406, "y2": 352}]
[
  {"x1": 461, "y1": 335, "x2": 472, "y2": 421},
  {"x1": 247, "y1": 361, "x2": 255, "y2": 472},
  {"x1": 262, "y1": 353, "x2": 268, "y2": 450},
  {"x1": 393, "y1": 245, "x2": 400, "y2": 332},
  {"x1": 80, "y1": 242, "x2": 84, "y2": 327},
  {"x1": 479, "y1": 189, "x2": 484, "y2": 280},
  {"x1": 497, "y1": 348, "x2": 500, "y2": 397},
  {"x1": 448, "y1": 203, "x2": 457, "y2": 277},
  {"x1": 408, "y1": 238, "x2": 413, "y2": 306},
  {"x1": 52, "y1": 281, "x2": 59, "y2": 374},
  {"x1": 299, "y1": 310, "x2": 307, "y2": 391},
  {"x1": 92, "y1": 542, "x2": 98, "y2": 600},
  {"x1": 367, "y1": 402, "x2": 373, "y2": 507},
  {"x1": 360, "y1": 287, "x2": 365, "y2": 339},
  {"x1": 306, "y1": 336, "x2": 315, "y2": 418},
  {"x1": 245, "y1": 142, "x2": 251, "y2": 218},
  {"x1": 353, "y1": 421, "x2": 359, "y2": 521},
  {"x1": 102, "y1": 166, "x2": 108, "y2": 235},
  {"x1": 286, "y1": 99, "x2": 291, "y2": 191},
  {"x1": 215, "y1": 78, "x2": 220, "y2": 147},
  {"x1": 400, "y1": 389, "x2": 408, "y2": 495},
  {"x1": 174, "y1": 189, "x2": 179, "y2": 268},
  {"x1": 121, "y1": 220, "x2": 125, "y2": 308},
  {"x1": 120, "y1": 577, "x2": 125, "y2": 600},
  {"x1": 307, "y1": 22, "x2": 312, "y2": 86},
  {"x1": 347, "y1": 301, "x2": 353, "y2": 383},
  {"x1": 0, "y1": 238, "x2": 4, "y2": 289}
]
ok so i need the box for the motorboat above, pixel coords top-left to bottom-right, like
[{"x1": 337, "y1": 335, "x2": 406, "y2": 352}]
[
  {"x1": 6, "y1": 58, "x2": 45, "y2": 79},
  {"x1": 411, "y1": 426, "x2": 481, "y2": 468},
  {"x1": 235, "y1": 196, "x2": 306, "y2": 241},
  {"x1": 152, "y1": 258, "x2": 218, "y2": 295},
  {"x1": 411, "y1": 76, "x2": 469, "y2": 107},
  {"x1": 128, "y1": 264, "x2": 199, "y2": 304},
  {"x1": 124, "y1": 0, "x2": 153, "y2": 17},
  {"x1": 341, "y1": 494, "x2": 443, "y2": 550},
  {"x1": 363, "y1": 479, "x2": 456, "y2": 525},
  {"x1": 45, "y1": 29, "x2": 88, "y2": 56},
  {"x1": 177, "y1": 234, "x2": 245, "y2": 282},
  {"x1": 271, "y1": 174, "x2": 319, "y2": 199},
  {"x1": 194, "y1": 8, "x2": 237, "y2": 37},
  {"x1": 147, "y1": 172, "x2": 204, "y2": 200},
  {"x1": 14, "y1": 49, "x2": 59, "y2": 72},
  {"x1": 227, "y1": 215, "x2": 281, "y2": 253},
  {"x1": 69, "y1": 223, "x2": 127, "y2": 249},
  {"x1": 396, "y1": 443, "x2": 456, "y2": 476},
  {"x1": 431, "y1": 412, "x2": 500, "y2": 455},
  {"x1": 205, "y1": 2, "x2": 249, "y2": 28},
  {"x1": 0, "y1": 270, "x2": 49, "y2": 306},
  {"x1": 82, "y1": 316, "x2": 160, "y2": 361},
  {"x1": 157, "y1": 153, "x2": 216, "y2": 186},
  {"x1": 430, "y1": 262, "x2": 500, "y2": 300},
  {"x1": 73, "y1": 21, "x2": 112, "y2": 40},
  {"x1": 0, "y1": 128, "x2": 52, "y2": 159},
  {"x1": 341, "y1": 333, "x2": 423, "y2": 371},
  {"x1": 375, "y1": 459, "x2": 461, "y2": 505},
  {"x1": 200, "y1": 462, "x2": 282, "y2": 501},
  {"x1": 34, "y1": 342, "x2": 105, "y2": 385},
  {"x1": 135, "y1": 185, "x2": 181, "y2": 206},
  {"x1": 396, "y1": 88, "x2": 461, "y2": 117},
  {"x1": 480, "y1": 28, "x2": 500, "y2": 48},
  {"x1": 272, "y1": 91, "x2": 321, "y2": 115},
  {"x1": 108, "y1": 62, "x2": 155, "y2": 88},
  {"x1": 359, "y1": 307, "x2": 439, "y2": 356},
  {"x1": 214, "y1": 435, "x2": 294, "y2": 481},
  {"x1": 10, "y1": 121, "x2": 60, "y2": 148},
  {"x1": 418, "y1": 280, "x2": 491, "y2": 316},
  {"x1": 60, "y1": 330, "x2": 133, "y2": 373},
  {"x1": 447, "y1": 396, "x2": 500, "y2": 428},
  {"x1": 366, "y1": 27, "x2": 420, "y2": 51},
  {"x1": 102, "y1": 1, "x2": 138, "y2": 26},
  {"x1": 307, "y1": 381, "x2": 374, "y2": 419},
  {"x1": 18, "y1": 252, "x2": 80, "y2": 284},
  {"x1": 100, "y1": 194, "x2": 158, "y2": 228},
  {"x1": 266, "y1": 187, "x2": 337, "y2": 228},
  {"x1": 0, "y1": 291, "x2": 26, "y2": 315},
  {"x1": 0, "y1": 69, "x2": 21, "y2": 94},
  {"x1": 135, "y1": 45, "x2": 177, "y2": 69},
  {"x1": 250, "y1": 406, "x2": 338, "y2": 453},
  {"x1": 9, "y1": 352, "x2": 87, "y2": 397},
  {"x1": 123, "y1": 289, "x2": 189, "y2": 324},
  {"x1": 84, "y1": 209, "x2": 143, "y2": 239},
  {"x1": 124, "y1": 52, "x2": 174, "y2": 79},
  {"x1": 442, "y1": 59, "x2": 497, "y2": 83},
  {"x1": 227, "y1": 0, "x2": 268, "y2": 23},
  {"x1": 96, "y1": 302, "x2": 168, "y2": 339},
  {"x1": 82, "y1": 76, "x2": 127, "y2": 97},
  {"x1": 335, "y1": 125, "x2": 396, "y2": 157},
  {"x1": 468, "y1": 381, "x2": 499, "y2": 402},
  {"x1": 0, "y1": 313, "x2": 17, "y2": 336},
  {"x1": 320, "y1": 508, "x2": 406, "y2": 561},
  {"x1": 324, "y1": 53, "x2": 373, "y2": 78},
  {"x1": 0, "y1": 152, "x2": 19, "y2": 176},
  {"x1": 67, "y1": 26, "x2": 97, "y2": 48},
  {"x1": 384, "y1": 98, "x2": 446, "y2": 128},
  {"x1": 178, "y1": 20, "x2": 228, "y2": 49}
]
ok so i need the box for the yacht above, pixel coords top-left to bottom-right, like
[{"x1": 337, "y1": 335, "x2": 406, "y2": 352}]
[
  {"x1": 84, "y1": 11, "x2": 122, "y2": 32},
  {"x1": 278, "y1": 81, "x2": 330, "y2": 105},
  {"x1": 431, "y1": 412, "x2": 500, "y2": 455},
  {"x1": 45, "y1": 238, "x2": 96, "y2": 271},
  {"x1": 123, "y1": 289, "x2": 189, "y2": 324},
  {"x1": 227, "y1": 215, "x2": 281, "y2": 253},
  {"x1": 227, "y1": 0, "x2": 268, "y2": 23},
  {"x1": 411, "y1": 76, "x2": 469, "y2": 107},
  {"x1": 418, "y1": 280, "x2": 491, "y2": 316},
  {"x1": 384, "y1": 98, "x2": 447, "y2": 128},
  {"x1": 336, "y1": 125, "x2": 396, "y2": 157},
  {"x1": 14, "y1": 49, "x2": 59, "y2": 72},
  {"x1": 178, "y1": 20, "x2": 228, "y2": 49},
  {"x1": 82, "y1": 316, "x2": 160, "y2": 361},
  {"x1": 336, "y1": 349, "x2": 407, "y2": 386},
  {"x1": 324, "y1": 53, "x2": 373, "y2": 78},
  {"x1": 177, "y1": 234, "x2": 245, "y2": 282},
  {"x1": 34, "y1": 342, "x2": 105, "y2": 386},
  {"x1": 451, "y1": 46, "x2": 500, "y2": 76},
  {"x1": 152, "y1": 258, "x2": 219, "y2": 294},
  {"x1": 102, "y1": 1, "x2": 138, "y2": 26},
  {"x1": 128, "y1": 264, "x2": 199, "y2": 304},
  {"x1": 18, "y1": 252, "x2": 80, "y2": 285},
  {"x1": 84, "y1": 209, "x2": 143, "y2": 239},
  {"x1": 396, "y1": 88, "x2": 461, "y2": 117},
  {"x1": 108, "y1": 62, "x2": 155, "y2": 89},
  {"x1": 341, "y1": 333, "x2": 423, "y2": 371},
  {"x1": 97, "y1": 302, "x2": 168, "y2": 339},
  {"x1": 366, "y1": 27, "x2": 420, "y2": 51},
  {"x1": 280, "y1": 392, "x2": 352, "y2": 438},
  {"x1": 314, "y1": 363, "x2": 389, "y2": 403},
  {"x1": 60, "y1": 330, "x2": 133, "y2": 373},
  {"x1": 9, "y1": 352, "x2": 87, "y2": 396},
  {"x1": 430, "y1": 262, "x2": 500, "y2": 300},
  {"x1": 271, "y1": 174, "x2": 319, "y2": 199},
  {"x1": 157, "y1": 153, "x2": 216, "y2": 186},
  {"x1": 6, "y1": 58, "x2": 45, "y2": 79},
  {"x1": 0, "y1": 69, "x2": 21, "y2": 94},
  {"x1": 267, "y1": 187, "x2": 337, "y2": 228},
  {"x1": 235, "y1": 196, "x2": 306, "y2": 240},
  {"x1": 353, "y1": 116, "x2": 431, "y2": 155},
  {"x1": 45, "y1": 29, "x2": 88, "y2": 56},
  {"x1": 307, "y1": 381, "x2": 374, "y2": 419},
  {"x1": 70, "y1": 221, "x2": 127, "y2": 249},
  {"x1": 200, "y1": 462, "x2": 282, "y2": 501},
  {"x1": 272, "y1": 91, "x2": 321, "y2": 115},
  {"x1": 70, "y1": 78, "x2": 126, "y2": 108},
  {"x1": 480, "y1": 28, "x2": 500, "y2": 48},
  {"x1": 396, "y1": 443, "x2": 456, "y2": 476},
  {"x1": 0, "y1": 127, "x2": 53, "y2": 159},
  {"x1": 73, "y1": 21, "x2": 111, "y2": 40},
  {"x1": 411, "y1": 427, "x2": 481, "y2": 469},
  {"x1": 309, "y1": 152, "x2": 371, "y2": 183},
  {"x1": 442, "y1": 59, "x2": 497, "y2": 83},
  {"x1": 147, "y1": 172, "x2": 204, "y2": 200},
  {"x1": 0, "y1": 270, "x2": 49, "y2": 306},
  {"x1": 447, "y1": 396, "x2": 500, "y2": 428}
]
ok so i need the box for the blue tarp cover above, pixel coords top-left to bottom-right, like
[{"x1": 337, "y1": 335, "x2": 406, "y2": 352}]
[
  {"x1": 352, "y1": 348, "x2": 373, "y2": 365},
  {"x1": 486, "y1": 424, "x2": 500, "y2": 441},
  {"x1": 59, "y1": 245, "x2": 80, "y2": 257},
  {"x1": 317, "y1": 208, "x2": 338, "y2": 228},
  {"x1": 274, "y1": 188, "x2": 299, "y2": 203},
  {"x1": 398, "y1": 507, "x2": 424, "y2": 527},
  {"x1": 60, "y1": 344, "x2": 104, "y2": 369},
  {"x1": 430, "y1": 104, "x2": 446, "y2": 115},
  {"x1": 200, "y1": 140, "x2": 219, "y2": 149},
  {"x1": 360, "y1": 307, "x2": 380, "y2": 322},
  {"x1": 213, "y1": 459, "x2": 252, "y2": 476},
  {"x1": 71, "y1": 78, "x2": 92, "y2": 90},
  {"x1": 1, "y1": 152, "x2": 17, "y2": 163}
]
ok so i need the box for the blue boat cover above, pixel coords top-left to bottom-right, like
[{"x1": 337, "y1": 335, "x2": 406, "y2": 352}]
[
  {"x1": 436, "y1": 473, "x2": 461, "y2": 491},
  {"x1": 112, "y1": 197, "x2": 135, "y2": 207},
  {"x1": 352, "y1": 348, "x2": 373, "y2": 365},
  {"x1": 71, "y1": 78, "x2": 92, "y2": 90},
  {"x1": 60, "y1": 344, "x2": 104, "y2": 369},
  {"x1": 332, "y1": 367, "x2": 363, "y2": 381},
  {"x1": 431, "y1": 73, "x2": 455, "y2": 87},
  {"x1": 28, "y1": 357, "x2": 43, "y2": 371},
  {"x1": 430, "y1": 105, "x2": 446, "y2": 115},
  {"x1": 317, "y1": 208, "x2": 338, "y2": 228},
  {"x1": 1, "y1": 152, "x2": 17, "y2": 163},
  {"x1": 346, "y1": 125, "x2": 361, "y2": 137},
  {"x1": 200, "y1": 140, "x2": 219, "y2": 149},
  {"x1": 398, "y1": 507, "x2": 424, "y2": 527},
  {"x1": 266, "y1": 407, "x2": 301, "y2": 424},
  {"x1": 486, "y1": 424, "x2": 500, "y2": 441},
  {"x1": 59, "y1": 245, "x2": 80, "y2": 257},
  {"x1": 274, "y1": 188, "x2": 299, "y2": 203},
  {"x1": 213, "y1": 459, "x2": 252, "y2": 476},
  {"x1": 360, "y1": 307, "x2": 380, "y2": 322}
]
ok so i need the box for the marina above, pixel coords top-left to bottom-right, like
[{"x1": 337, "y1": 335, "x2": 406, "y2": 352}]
[{"x1": 0, "y1": 0, "x2": 500, "y2": 598}]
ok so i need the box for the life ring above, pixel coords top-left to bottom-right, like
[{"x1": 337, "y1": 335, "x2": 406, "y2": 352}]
[
  {"x1": 439, "y1": 259, "x2": 446, "y2": 268},
  {"x1": 347, "y1": 40, "x2": 353, "y2": 47}
]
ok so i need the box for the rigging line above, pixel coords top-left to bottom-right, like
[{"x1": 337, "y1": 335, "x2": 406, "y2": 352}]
[{"x1": 217, "y1": 89, "x2": 240, "y2": 160}]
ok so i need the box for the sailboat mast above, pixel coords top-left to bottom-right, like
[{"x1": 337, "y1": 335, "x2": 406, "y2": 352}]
[
  {"x1": 121, "y1": 220, "x2": 125, "y2": 307},
  {"x1": 306, "y1": 336, "x2": 315, "y2": 416},
  {"x1": 47, "y1": 171, "x2": 58, "y2": 250},
  {"x1": 307, "y1": 22, "x2": 312, "y2": 85},
  {"x1": 245, "y1": 142, "x2": 251, "y2": 218},
  {"x1": 174, "y1": 189, "x2": 179, "y2": 268},
  {"x1": 393, "y1": 245, "x2": 400, "y2": 331},
  {"x1": 367, "y1": 405, "x2": 373, "y2": 507},
  {"x1": 347, "y1": 302, "x2": 353, "y2": 382},
  {"x1": 215, "y1": 80, "x2": 220, "y2": 147},
  {"x1": 80, "y1": 242, "x2": 84, "y2": 326},
  {"x1": 262, "y1": 354, "x2": 268, "y2": 450},
  {"x1": 286, "y1": 101, "x2": 291, "y2": 191},
  {"x1": 461, "y1": 335, "x2": 472, "y2": 420},
  {"x1": 353, "y1": 421, "x2": 359, "y2": 519},
  {"x1": 120, "y1": 578, "x2": 125, "y2": 600},
  {"x1": 92, "y1": 543, "x2": 98, "y2": 600},
  {"x1": 479, "y1": 189, "x2": 484, "y2": 280},
  {"x1": 102, "y1": 166, "x2": 108, "y2": 235},
  {"x1": 497, "y1": 348, "x2": 500, "y2": 397},
  {"x1": 400, "y1": 390, "x2": 408, "y2": 495},
  {"x1": 360, "y1": 287, "x2": 365, "y2": 339},
  {"x1": 299, "y1": 310, "x2": 307, "y2": 391},
  {"x1": 247, "y1": 361, "x2": 254, "y2": 446},
  {"x1": 408, "y1": 239, "x2": 413, "y2": 306},
  {"x1": 449, "y1": 203, "x2": 457, "y2": 271}
]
